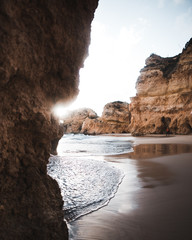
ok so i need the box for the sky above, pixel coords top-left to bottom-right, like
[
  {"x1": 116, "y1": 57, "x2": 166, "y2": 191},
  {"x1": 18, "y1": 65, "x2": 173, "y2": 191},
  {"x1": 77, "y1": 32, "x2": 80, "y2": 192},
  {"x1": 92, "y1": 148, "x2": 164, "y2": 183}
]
[{"x1": 53, "y1": 0, "x2": 192, "y2": 117}]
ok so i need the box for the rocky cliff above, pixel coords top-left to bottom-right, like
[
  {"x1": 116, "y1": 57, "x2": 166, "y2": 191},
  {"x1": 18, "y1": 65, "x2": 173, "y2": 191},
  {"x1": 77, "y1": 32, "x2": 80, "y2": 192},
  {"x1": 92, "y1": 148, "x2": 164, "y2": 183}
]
[
  {"x1": 82, "y1": 101, "x2": 130, "y2": 134},
  {"x1": 0, "y1": 1, "x2": 98, "y2": 239},
  {"x1": 62, "y1": 39, "x2": 192, "y2": 136},
  {"x1": 129, "y1": 38, "x2": 192, "y2": 135},
  {"x1": 62, "y1": 101, "x2": 130, "y2": 134},
  {"x1": 63, "y1": 108, "x2": 98, "y2": 134}
]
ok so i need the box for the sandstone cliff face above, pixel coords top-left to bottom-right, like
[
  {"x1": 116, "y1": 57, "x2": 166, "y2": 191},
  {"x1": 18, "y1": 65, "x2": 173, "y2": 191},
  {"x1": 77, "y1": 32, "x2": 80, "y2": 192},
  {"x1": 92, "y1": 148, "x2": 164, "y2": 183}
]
[
  {"x1": 101, "y1": 101, "x2": 130, "y2": 123},
  {"x1": 82, "y1": 101, "x2": 130, "y2": 134},
  {"x1": 62, "y1": 39, "x2": 192, "y2": 136},
  {"x1": 129, "y1": 38, "x2": 192, "y2": 135},
  {"x1": 62, "y1": 101, "x2": 129, "y2": 134},
  {"x1": 0, "y1": 1, "x2": 98, "y2": 239},
  {"x1": 63, "y1": 108, "x2": 98, "y2": 133}
]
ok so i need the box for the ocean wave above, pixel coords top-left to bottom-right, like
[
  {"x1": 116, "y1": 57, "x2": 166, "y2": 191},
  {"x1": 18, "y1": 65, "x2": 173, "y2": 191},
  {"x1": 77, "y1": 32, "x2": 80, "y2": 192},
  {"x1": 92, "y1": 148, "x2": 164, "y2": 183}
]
[
  {"x1": 48, "y1": 155, "x2": 124, "y2": 222},
  {"x1": 57, "y1": 134, "x2": 133, "y2": 157}
]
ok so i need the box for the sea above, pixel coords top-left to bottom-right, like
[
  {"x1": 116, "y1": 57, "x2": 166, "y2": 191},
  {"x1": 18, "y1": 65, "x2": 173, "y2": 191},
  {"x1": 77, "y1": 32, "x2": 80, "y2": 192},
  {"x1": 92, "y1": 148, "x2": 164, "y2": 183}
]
[
  {"x1": 47, "y1": 134, "x2": 133, "y2": 222},
  {"x1": 48, "y1": 134, "x2": 192, "y2": 240}
]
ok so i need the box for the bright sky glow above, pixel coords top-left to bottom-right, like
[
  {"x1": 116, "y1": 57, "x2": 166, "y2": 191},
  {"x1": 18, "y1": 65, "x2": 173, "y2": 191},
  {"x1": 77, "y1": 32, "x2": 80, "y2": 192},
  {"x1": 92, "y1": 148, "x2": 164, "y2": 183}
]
[{"x1": 53, "y1": 0, "x2": 192, "y2": 117}]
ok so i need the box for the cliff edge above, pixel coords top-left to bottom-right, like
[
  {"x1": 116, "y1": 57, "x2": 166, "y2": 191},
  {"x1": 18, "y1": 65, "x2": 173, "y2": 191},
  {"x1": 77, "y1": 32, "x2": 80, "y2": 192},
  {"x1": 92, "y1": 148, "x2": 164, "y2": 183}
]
[{"x1": 129, "y1": 38, "x2": 192, "y2": 135}]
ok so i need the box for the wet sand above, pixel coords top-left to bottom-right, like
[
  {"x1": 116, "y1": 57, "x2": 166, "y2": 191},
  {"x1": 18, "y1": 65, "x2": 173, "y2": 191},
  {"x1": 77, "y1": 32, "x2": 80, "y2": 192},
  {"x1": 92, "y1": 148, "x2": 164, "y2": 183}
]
[{"x1": 69, "y1": 135, "x2": 192, "y2": 240}]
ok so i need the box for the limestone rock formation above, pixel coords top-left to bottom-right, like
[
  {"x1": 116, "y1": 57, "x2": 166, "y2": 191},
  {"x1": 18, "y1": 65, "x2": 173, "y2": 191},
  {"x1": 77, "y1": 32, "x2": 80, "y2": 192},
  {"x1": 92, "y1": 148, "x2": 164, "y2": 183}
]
[
  {"x1": 63, "y1": 108, "x2": 98, "y2": 133},
  {"x1": 62, "y1": 101, "x2": 130, "y2": 135},
  {"x1": 102, "y1": 101, "x2": 130, "y2": 122},
  {"x1": 62, "y1": 39, "x2": 192, "y2": 136},
  {"x1": 0, "y1": 1, "x2": 98, "y2": 239},
  {"x1": 81, "y1": 101, "x2": 130, "y2": 134},
  {"x1": 129, "y1": 38, "x2": 192, "y2": 135}
]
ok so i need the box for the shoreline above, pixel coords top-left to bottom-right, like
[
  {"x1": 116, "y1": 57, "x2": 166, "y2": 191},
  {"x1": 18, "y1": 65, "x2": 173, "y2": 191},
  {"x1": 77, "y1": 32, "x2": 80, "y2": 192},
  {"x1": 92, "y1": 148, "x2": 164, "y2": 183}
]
[
  {"x1": 69, "y1": 135, "x2": 192, "y2": 240},
  {"x1": 103, "y1": 133, "x2": 192, "y2": 143}
]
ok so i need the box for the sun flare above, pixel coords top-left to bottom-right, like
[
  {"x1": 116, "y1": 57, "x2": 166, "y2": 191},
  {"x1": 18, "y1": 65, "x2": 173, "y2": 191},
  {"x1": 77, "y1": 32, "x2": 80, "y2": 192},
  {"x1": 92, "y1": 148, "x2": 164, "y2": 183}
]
[{"x1": 52, "y1": 104, "x2": 70, "y2": 118}]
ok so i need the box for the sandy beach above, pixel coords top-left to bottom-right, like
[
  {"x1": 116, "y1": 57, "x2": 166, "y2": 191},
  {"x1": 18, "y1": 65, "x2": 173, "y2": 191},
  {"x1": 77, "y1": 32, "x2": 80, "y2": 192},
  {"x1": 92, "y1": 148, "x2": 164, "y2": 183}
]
[{"x1": 69, "y1": 135, "x2": 192, "y2": 240}]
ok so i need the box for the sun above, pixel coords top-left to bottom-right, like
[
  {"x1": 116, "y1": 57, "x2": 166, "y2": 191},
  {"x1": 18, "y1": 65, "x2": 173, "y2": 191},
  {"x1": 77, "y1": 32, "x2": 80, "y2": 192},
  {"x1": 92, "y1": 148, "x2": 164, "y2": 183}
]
[{"x1": 52, "y1": 104, "x2": 70, "y2": 118}]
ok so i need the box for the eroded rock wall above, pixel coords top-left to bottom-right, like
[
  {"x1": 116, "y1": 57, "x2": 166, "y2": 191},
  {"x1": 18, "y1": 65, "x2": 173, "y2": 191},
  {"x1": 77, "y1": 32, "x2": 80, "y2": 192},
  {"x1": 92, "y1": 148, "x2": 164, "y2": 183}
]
[
  {"x1": 63, "y1": 108, "x2": 98, "y2": 133},
  {"x1": 129, "y1": 38, "x2": 192, "y2": 135},
  {"x1": 81, "y1": 101, "x2": 130, "y2": 134},
  {"x1": 62, "y1": 102, "x2": 130, "y2": 135},
  {"x1": 0, "y1": 1, "x2": 98, "y2": 239}
]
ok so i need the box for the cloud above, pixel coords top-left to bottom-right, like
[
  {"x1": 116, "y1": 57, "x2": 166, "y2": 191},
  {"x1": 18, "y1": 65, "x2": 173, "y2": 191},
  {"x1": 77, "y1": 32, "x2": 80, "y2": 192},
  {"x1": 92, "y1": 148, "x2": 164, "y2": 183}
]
[
  {"x1": 173, "y1": 0, "x2": 185, "y2": 4},
  {"x1": 158, "y1": 0, "x2": 185, "y2": 8},
  {"x1": 158, "y1": 0, "x2": 165, "y2": 8},
  {"x1": 76, "y1": 20, "x2": 148, "y2": 114},
  {"x1": 175, "y1": 7, "x2": 192, "y2": 31}
]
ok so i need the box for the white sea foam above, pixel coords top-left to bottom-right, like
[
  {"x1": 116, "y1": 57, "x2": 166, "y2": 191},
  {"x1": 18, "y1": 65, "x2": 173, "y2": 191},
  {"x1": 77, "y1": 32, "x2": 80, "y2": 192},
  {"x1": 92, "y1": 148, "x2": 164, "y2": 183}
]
[
  {"x1": 48, "y1": 134, "x2": 133, "y2": 221},
  {"x1": 57, "y1": 134, "x2": 133, "y2": 157}
]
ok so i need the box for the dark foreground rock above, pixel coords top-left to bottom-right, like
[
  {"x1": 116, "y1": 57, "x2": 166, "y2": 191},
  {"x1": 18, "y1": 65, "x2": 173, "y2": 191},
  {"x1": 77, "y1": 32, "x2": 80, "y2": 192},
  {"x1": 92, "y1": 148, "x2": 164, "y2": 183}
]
[{"x1": 0, "y1": 1, "x2": 98, "y2": 239}]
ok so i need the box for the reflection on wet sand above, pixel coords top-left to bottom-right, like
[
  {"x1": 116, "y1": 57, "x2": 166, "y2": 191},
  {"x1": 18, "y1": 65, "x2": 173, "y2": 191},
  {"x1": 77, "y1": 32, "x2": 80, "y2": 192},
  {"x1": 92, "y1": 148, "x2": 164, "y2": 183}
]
[
  {"x1": 118, "y1": 144, "x2": 192, "y2": 189},
  {"x1": 69, "y1": 142, "x2": 192, "y2": 240},
  {"x1": 122, "y1": 143, "x2": 192, "y2": 159}
]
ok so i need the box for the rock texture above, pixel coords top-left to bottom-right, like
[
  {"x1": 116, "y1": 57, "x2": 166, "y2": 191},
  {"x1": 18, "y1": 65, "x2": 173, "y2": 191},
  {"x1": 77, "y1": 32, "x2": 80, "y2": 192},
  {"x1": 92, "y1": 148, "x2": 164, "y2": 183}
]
[
  {"x1": 0, "y1": 1, "x2": 98, "y2": 239},
  {"x1": 129, "y1": 38, "x2": 192, "y2": 135},
  {"x1": 63, "y1": 101, "x2": 130, "y2": 134},
  {"x1": 82, "y1": 101, "x2": 130, "y2": 134},
  {"x1": 62, "y1": 39, "x2": 192, "y2": 136},
  {"x1": 101, "y1": 101, "x2": 130, "y2": 123},
  {"x1": 63, "y1": 108, "x2": 98, "y2": 133}
]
